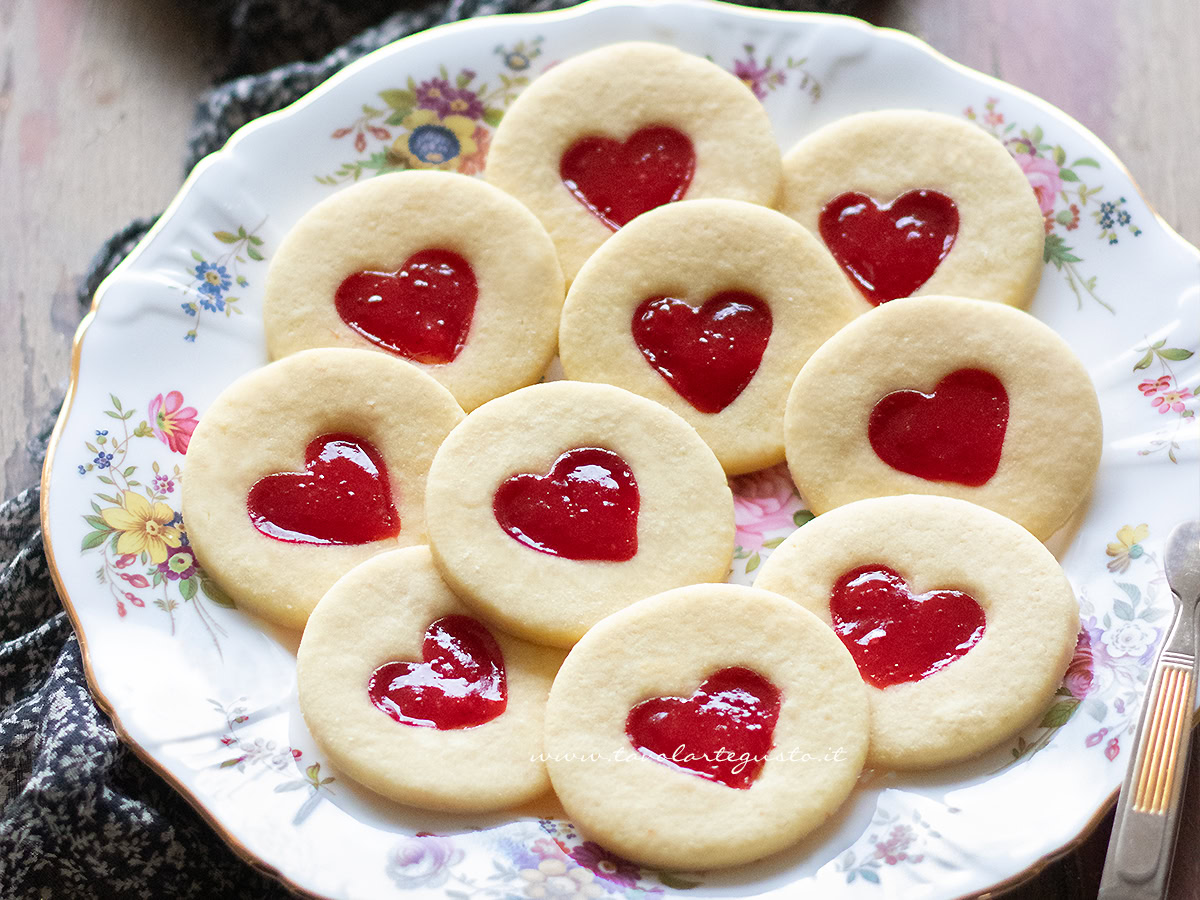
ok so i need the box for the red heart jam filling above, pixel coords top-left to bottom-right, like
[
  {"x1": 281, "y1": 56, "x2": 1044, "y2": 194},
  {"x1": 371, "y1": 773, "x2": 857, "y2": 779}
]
[
  {"x1": 493, "y1": 447, "x2": 639, "y2": 562},
  {"x1": 367, "y1": 615, "x2": 506, "y2": 729},
  {"x1": 560, "y1": 125, "x2": 695, "y2": 230},
  {"x1": 819, "y1": 190, "x2": 959, "y2": 305},
  {"x1": 626, "y1": 667, "x2": 781, "y2": 789},
  {"x1": 335, "y1": 249, "x2": 477, "y2": 364},
  {"x1": 632, "y1": 292, "x2": 773, "y2": 414},
  {"x1": 246, "y1": 433, "x2": 399, "y2": 545},
  {"x1": 831, "y1": 565, "x2": 985, "y2": 688},
  {"x1": 868, "y1": 368, "x2": 1009, "y2": 487}
]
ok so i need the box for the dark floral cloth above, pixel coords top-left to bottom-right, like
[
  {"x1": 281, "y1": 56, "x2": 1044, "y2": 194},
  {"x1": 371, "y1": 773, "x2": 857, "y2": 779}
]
[{"x1": 0, "y1": 1, "x2": 860, "y2": 897}]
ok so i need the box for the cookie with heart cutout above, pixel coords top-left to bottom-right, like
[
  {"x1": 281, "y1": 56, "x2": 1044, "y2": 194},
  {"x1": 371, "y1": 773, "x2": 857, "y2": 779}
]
[
  {"x1": 263, "y1": 171, "x2": 565, "y2": 412},
  {"x1": 780, "y1": 110, "x2": 1045, "y2": 312},
  {"x1": 485, "y1": 42, "x2": 782, "y2": 283},
  {"x1": 784, "y1": 295, "x2": 1102, "y2": 540},
  {"x1": 424, "y1": 381, "x2": 735, "y2": 648},
  {"x1": 181, "y1": 348, "x2": 464, "y2": 629},
  {"x1": 543, "y1": 583, "x2": 869, "y2": 870},
  {"x1": 559, "y1": 199, "x2": 859, "y2": 475},
  {"x1": 297, "y1": 545, "x2": 563, "y2": 812},
  {"x1": 753, "y1": 495, "x2": 1080, "y2": 769}
]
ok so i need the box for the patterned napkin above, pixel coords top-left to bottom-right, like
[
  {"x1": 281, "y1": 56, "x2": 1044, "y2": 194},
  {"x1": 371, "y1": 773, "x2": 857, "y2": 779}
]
[{"x1": 0, "y1": 1, "x2": 861, "y2": 897}]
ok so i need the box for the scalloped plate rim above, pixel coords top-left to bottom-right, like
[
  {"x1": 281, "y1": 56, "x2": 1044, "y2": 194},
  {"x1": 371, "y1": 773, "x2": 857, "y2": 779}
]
[{"x1": 39, "y1": 2, "x2": 1200, "y2": 899}]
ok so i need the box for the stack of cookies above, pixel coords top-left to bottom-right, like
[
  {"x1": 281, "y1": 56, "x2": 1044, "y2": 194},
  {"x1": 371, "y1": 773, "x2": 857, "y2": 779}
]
[{"x1": 181, "y1": 41, "x2": 1101, "y2": 872}]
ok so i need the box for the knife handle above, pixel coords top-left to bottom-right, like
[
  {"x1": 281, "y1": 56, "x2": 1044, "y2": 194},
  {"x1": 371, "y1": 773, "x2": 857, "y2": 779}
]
[{"x1": 1098, "y1": 608, "x2": 1196, "y2": 900}]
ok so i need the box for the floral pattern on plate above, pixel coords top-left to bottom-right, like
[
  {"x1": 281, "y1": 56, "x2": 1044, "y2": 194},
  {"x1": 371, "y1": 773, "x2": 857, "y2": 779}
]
[
  {"x1": 77, "y1": 392, "x2": 232, "y2": 649},
  {"x1": 177, "y1": 222, "x2": 268, "y2": 342},
  {"x1": 212, "y1": 698, "x2": 336, "y2": 826},
  {"x1": 1133, "y1": 340, "x2": 1196, "y2": 463},
  {"x1": 317, "y1": 39, "x2": 542, "y2": 185},
  {"x1": 725, "y1": 43, "x2": 821, "y2": 101},
  {"x1": 836, "y1": 807, "x2": 959, "y2": 885},
  {"x1": 965, "y1": 96, "x2": 1142, "y2": 313}
]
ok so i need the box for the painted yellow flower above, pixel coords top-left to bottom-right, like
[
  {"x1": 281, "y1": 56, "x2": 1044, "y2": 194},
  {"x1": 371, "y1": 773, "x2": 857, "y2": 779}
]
[
  {"x1": 101, "y1": 491, "x2": 181, "y2": 564},
  {"x1": 393, "y1": 109, "x2": 478, "y2": 170},
  {"x1": 1106, "y1": 523, "x2": 1149, "y2": 573}
]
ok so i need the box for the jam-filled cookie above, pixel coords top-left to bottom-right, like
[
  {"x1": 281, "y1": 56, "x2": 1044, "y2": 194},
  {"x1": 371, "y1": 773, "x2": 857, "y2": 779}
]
[
  {"x1": 425, "y1": 381, "x2": 734, "y2": 648},
  {"x1": 182, "y1": 348, "x2": 464, "y2": 629},
  {"x1": 754, "y1": 495, "x2": 1080, "y2": 769},
  {"x1": 559, "y1": 199, "x2": 859, "y2": 475},
  {"x1": 781, "y1": 110, "x2": 1044, "y2": 311},
  {"x1": 263, "y1": 171, "x2": 565, "y2": 411},
  {"x1": 486, "y1": 42, "x2": 781, "y2": 282},
  {"x1": 297, "y1": 546, "x2": 562, "y2": 811},
  {"x1": 543, "y1": 583, "x2": 869, "y2": 870},
  {"x1": 784, "y1": 296, "x2": 1102, "y2": 540}
]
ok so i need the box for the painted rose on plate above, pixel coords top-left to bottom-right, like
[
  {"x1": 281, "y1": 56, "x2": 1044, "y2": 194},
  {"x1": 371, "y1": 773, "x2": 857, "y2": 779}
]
[
  {"x1": 1016, "y1": 152, "x2": 1064, "y2": 216},
  {"x1": 387, "y1": 834, "x2": 464, "y2": 889}
]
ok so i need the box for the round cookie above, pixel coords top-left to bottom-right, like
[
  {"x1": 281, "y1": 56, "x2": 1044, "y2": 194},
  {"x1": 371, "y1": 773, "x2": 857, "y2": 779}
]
[
  {"x1": 544, "y1": 583, "x2": 869, "y2": 870},
  {"x1": 263, "y1": 171, "x2": 565, "y2": 411},
  {"x1": 781, "y1": 110, "x2": 1044, "y2": 311},
  {"x1": 754, "y1": 496, "x2": 1080, "y2": 769},
  {"x1": 784, "y1": 296, "x2": 1102, "y2": 540},
  {"x1": 559, "y1": 199, "x2": 859, "y2": 475},
  {"x1": 297, "y1": 546, "x2": 562, "y2": 812},
  {"x1": 182, "y1": 348, "x2": 464, "y2": 629},
  {"x1": 486, "y1": 42, "x2": 782, "y2": 283},
  {"x1": 425, "y1": 381, "x2": 735, "y2": 648}
]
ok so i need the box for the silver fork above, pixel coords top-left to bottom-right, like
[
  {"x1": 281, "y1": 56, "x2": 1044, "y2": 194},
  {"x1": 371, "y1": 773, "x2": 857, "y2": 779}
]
[{"x1": 1099, "y1": 519, "x2": 1200, "y2": 900}]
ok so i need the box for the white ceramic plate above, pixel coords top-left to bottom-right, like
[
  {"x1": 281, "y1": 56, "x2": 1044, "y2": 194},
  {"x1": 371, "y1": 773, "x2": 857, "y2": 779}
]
[{"x1": 42, "y1": 2, "x2": 1200, "y2": 897}]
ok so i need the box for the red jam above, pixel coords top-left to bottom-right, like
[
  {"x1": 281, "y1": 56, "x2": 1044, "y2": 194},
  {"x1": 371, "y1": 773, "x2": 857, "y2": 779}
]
[
  {"x1": 830, "y1": 565, "x2": 986, "y2": 688},
  {"x1": 246, "y1": 433, "x2": 399, "y2": 545},
  {"x1": 334, "y1": 249, "x2": 477, "y2": 364},
  {"x1": 493, "y1": 447, "x2": 638, "y2": 561},
  {"x1": 367, "y1": 615, "x2": 507, "y2": 729},
  {"x1": 818, "y1": 190, "x2": 959, "y2": 305},
  {"x1": 625, "y1": 667, "x2": 781, "y2": 789},
  {"x1": 868, "y1": 368, "x2": 1009, "y2": 487},
  {"x1": 560, "y1": 125, "x2": 695, "y2": 230},
  {"x1": 632, "y1": 292, "x2": 772, "y2": 414}
]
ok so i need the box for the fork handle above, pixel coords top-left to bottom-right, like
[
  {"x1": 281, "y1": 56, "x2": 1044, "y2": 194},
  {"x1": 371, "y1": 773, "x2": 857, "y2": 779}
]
[{"x1": 1098, "y1": 606, "x2": 1197, "y2": 900}]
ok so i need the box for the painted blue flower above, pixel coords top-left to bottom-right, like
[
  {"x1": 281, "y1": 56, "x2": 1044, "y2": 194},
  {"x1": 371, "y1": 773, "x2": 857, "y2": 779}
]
[
  {"x1": 78, "y1": 464, "x2": 87, "y2": 476},
  {"x1": 93, "y1": 452, "x2": 114, "y2": 469},
  {"x1": 184, "y1": 332, "x2": 197, "y2": 343},
  {"x1": 409, "y1": 125, "x2": 461, "y2": 164},
  {"x1": 199, "y1": 295, "x2": 226, "y2": 314},
  {"x1": 95, "y1": 430, "x2": 108, "y2": 437},
  {"x1": 169, "y1": 511, "x2": 190, "y2": 546},
  {"x1": 1098, "y1": 201, "x2": 1116, "y2": 217},
  {"x1": 1100, "y1": 213, "x2": 1115, "y2": 229},
  {"x1": 181, "y1": 301, "x2": 197, "y2": 317},
  {"x1": 1117, "y1": 209, "x2": 1131, "y2": 226},
  {"x1": 195, "y1": 262, "x2": 232, "y2": 297}
]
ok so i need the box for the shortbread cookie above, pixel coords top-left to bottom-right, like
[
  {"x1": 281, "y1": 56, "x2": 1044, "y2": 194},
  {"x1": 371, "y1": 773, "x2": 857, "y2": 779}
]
[
  {"x1": 544, "y1": 583, "x2": 868, "y2": 870},
  {"x1": 781, "y1": 110, "x2": 1044, "y2": 311},
  {"x1": 559, "y1": 199, "x2": 858, "y2": 474},
  {"x1": 182, "y1": 348, "x2": 464, "y2": 629},
  {"x1": 263, "y1": 171, "x2": 565, "y2": 411},
  {"x1": 754, "y1": 496, "x2": 1080, "y2": 769},
  {"x1": 425, "y1": 381, "x2": 734, "y2": 647},
  {"x1": 785, "y1": 296, "x2": 1101, "y2": 539},
  {"x1": 486, "y1": 42, "x2": 782, "y2": 282},
  {"x1": 297, "y1": 546, "x2": 562, "y2": 811}
]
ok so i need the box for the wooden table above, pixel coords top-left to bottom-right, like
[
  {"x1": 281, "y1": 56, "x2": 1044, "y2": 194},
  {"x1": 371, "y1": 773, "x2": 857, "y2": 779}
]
[{"x1": 3, "y1": 0, "x2": 1198, "y2": 896}]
